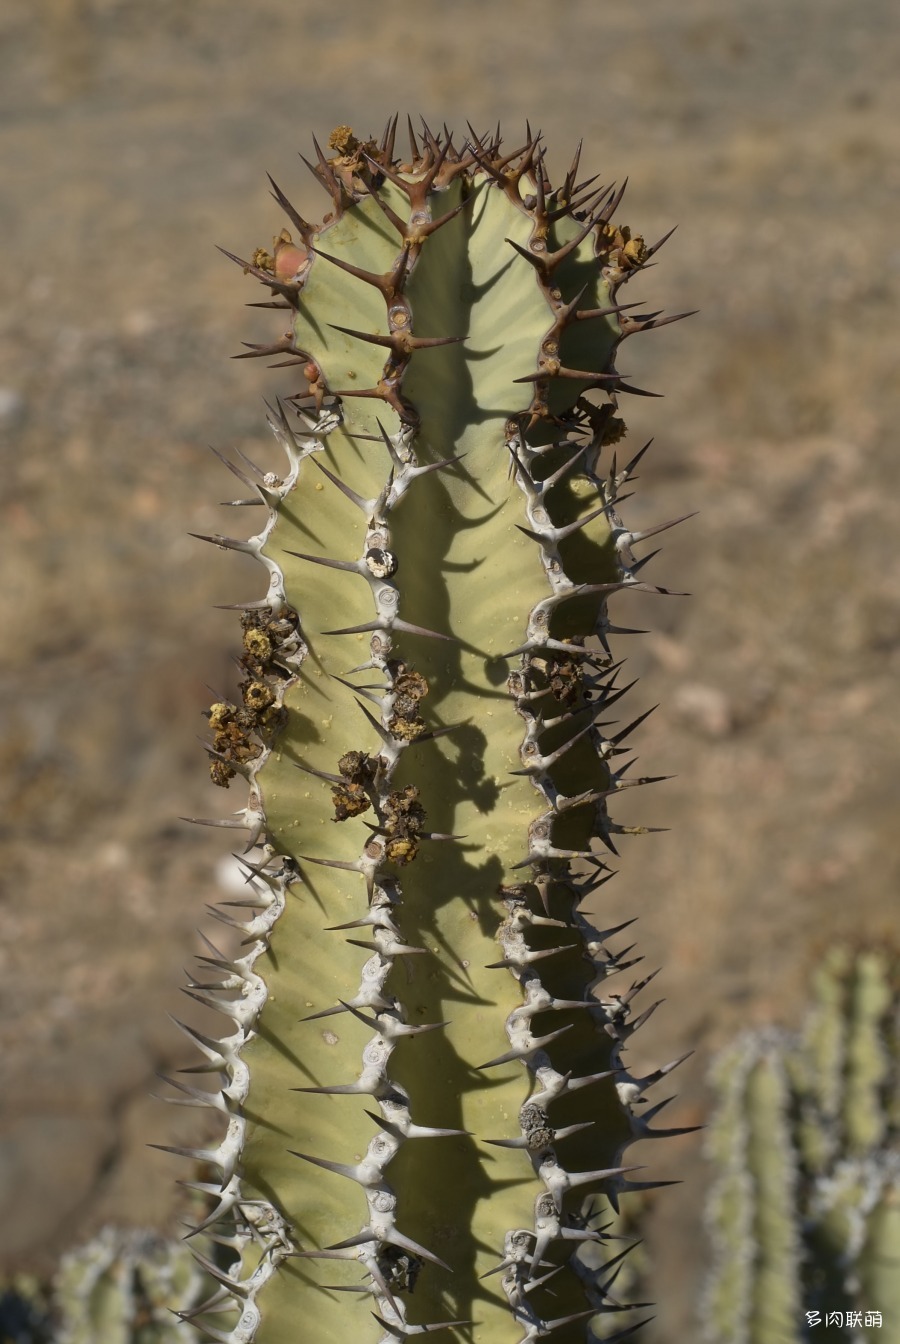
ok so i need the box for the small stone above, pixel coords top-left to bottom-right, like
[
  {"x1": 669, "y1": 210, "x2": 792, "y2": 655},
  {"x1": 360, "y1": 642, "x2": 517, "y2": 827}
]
[
  {"x1": 0, "y1": 388, "x2": 25, "y2": 432},
  {"x1": 673, "y1": 682, "x2": 733, "y2": 737}
]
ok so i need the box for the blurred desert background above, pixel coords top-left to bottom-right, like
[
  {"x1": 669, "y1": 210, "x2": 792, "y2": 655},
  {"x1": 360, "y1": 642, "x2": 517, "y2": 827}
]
[{"x1": 1, "y1": 0, "x2": 899, "y2": 1339}]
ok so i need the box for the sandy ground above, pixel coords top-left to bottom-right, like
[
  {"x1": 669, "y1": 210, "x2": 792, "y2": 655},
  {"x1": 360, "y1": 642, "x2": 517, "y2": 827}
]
[{"x1": 1, "y1": 1, "x2": 899, "y2": 1339}]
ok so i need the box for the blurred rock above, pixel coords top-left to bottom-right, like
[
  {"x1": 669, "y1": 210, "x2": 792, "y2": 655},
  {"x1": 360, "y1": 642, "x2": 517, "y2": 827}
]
[
  {"x1": 0, "y1": 388, "x2": 25, "y2": 433},
  {"x1": 0, "y1": 1116, "x2": 115, "y2": 1262},
  {"x1": 673, "y1": 682, "x2": 733, "y2": 737}
]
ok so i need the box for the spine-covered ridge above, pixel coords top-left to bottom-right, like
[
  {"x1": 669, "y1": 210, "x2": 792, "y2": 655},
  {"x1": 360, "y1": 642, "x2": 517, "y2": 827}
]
[{"x1": 166, "y1": 119, "x2": 695, "y2": 1344}]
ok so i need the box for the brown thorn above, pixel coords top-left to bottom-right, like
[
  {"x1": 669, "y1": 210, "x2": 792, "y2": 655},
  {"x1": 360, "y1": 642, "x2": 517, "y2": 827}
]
[
  {"x1": 392, "y1": 617, "x2": 457, "y2": 643},
  {"x1": 355, "y1": 176, "x2": 408, "y2": 237},
  {"x1": 296, "y1": 853, "x2": 364, "y2": 875},
  {"x1": 331, "y1": 383, "x2": 417, "y2": 426},
  {"x1": 465, "y1": 137, "x2": 506, "y2": 186},
  {"x1": 215, "y1": 246, "x2": 300, "y2": 299},
  {"x1": 413, "y1": 136, "x2": 452, "y2": 201},
  {"x1": 180, "y1": 811, "x2": 247, "y2": 822},
  {"x1": 418, "y1": 116, "x2": 442, "y2": 158},
  {"x1": 546, "y1": 184, "x2": 606, "y2": 224},
  {"x1": 553, "y1": 281, "x2": 592, "y2": 324},
  {"x1": 320, "y1": 619, "x2": 387, "y2": 637},
  {"x1": 374, "y1": 418, "x2": 404, "y2": 469},
  {"x1": 544, "y1": 207, "x2": 605, "y2": 270},
  {"x1": 206, "y1": 443, "x2": 255, "y2": 492},
  {"x1": 406, "y1": 333, "x2": 467, "y2": 350},
  {"x1": 564, "y1": 138, "x2": 584, "y2": 198},
  {"x1": 489, "y1": 139, "x2": 533, "y2": 174},
  {"x1": 609, "y1": 706, "x2": 658, "y2": 746},
  {"x1": 575, "y1": 299, "x2": 643, "y2": 323},
  {"x1": 351, "y1": 693, "x2": 392, "y2": 747},
  {"x1": 409, "y1": 451, "x2": 468, "y2": 478},
  {"x1": 365, "y1": 153, "x2": 410, "y2": 195},
  {"x1": 415, "y1": 719, "x2": 470, "y2": 744},
  {"x1": 188, "y1": 531, "x2": 252, "y2": 553},
  {"x1": 330, "y1": 674, "x2": 383, "y2": 707},
  {"x1": 212, "y1": 600, "x2": 274, "y2": 611},
  {"x1": 329, "y1": 322, "x2": 466, "y2": 355},
  {"x1": 512, "y1": 367, "x2": 621, "y2": 385},
  {"x1": 380, "y1": 112, "x2": 399, "y2": 164},
  {"x1": 505, "y1": 237, "x2": 546, "y2": 272},
  {"x1": 328, "y1": 323, "x2": 398, "y2": 351},
  {"x1": 308, "y1": 244, "x2": 385, "y2": 291},
  {"x1": 416, "y1": 198, "x2": 469, "y2": 240},
  {"x1": 465, "y1": 122, "x2": 491, "y2": 158},
  {"x1": 621, "y1": 309, "x2": 699, "y2": 336},
  {"x1": 540, "y1": 442, "x2": 589, "y2": 491},
  {"x1": 329, "y1": 385, "x2": 387, "y2": 401},
  {"x1": 298, "y1": 150, "x2": 338, "y2": 201},
  {"x1": 406, "y1": 114, "x2": 420, "y2": 163},
  {"x1": 573, "y1": 171, "x2": 605, "y2": 197},
  {"x1": 284, "y1": 549, "x2": 360, "y2": 573},
  {"x1": 553, "y1": 364, "x2": 624, "y2": 382},
  {"x1": 531, "y1": 153, "x2": 548, "y2": 221},
  {"x1": 597, "y1": 178, "x2": 628, "y2": 224},
  {"x1": 645, "y1": 225, "x2": 678, "y2": 259},
  {"x1": 309, "y1": 454, "x2": 369, "y2": 511},
  {"x1": 629, "y1": 511, "x2": 698, "y2": 544},
  {"x1": 387, "y1": 244, "x2": 411, "y2": 293},
  {"x1": 620, "y1": 437, "x2": 654, "y2": 479},
  {"x1": 231, "y1": 338, "x2": 295, "y2": 360},
  {"x1": 266, "y1": 174, "x2": 314, "y2": 245},
  {"x1": 514, "y1": 502, "x2": 608, "y2": 544},
  {"x1": 310, "y1": 133, "x2": 350, "y2": 211},
  {"x1": 514, "y1": 133, "x2": 542, "y2": 186},
  {"x1": 216, "y1": 244, "x2": 258, "y2": 273}
]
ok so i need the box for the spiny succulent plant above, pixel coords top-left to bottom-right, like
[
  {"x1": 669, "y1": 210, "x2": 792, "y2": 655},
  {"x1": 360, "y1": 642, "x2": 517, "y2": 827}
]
[
  {"x1": 54, "y1": 1229, "x2": 207, "y2": 1344},
  {"x1": 703, "y1": 948, "x2": 900, "y2": 1344},
  {"x1": 163, "y1": 117, "x2": 696, "y2": 1344},
  {"x1": 0, "y1": 1228, "x2": 208, "y2": 1344}
]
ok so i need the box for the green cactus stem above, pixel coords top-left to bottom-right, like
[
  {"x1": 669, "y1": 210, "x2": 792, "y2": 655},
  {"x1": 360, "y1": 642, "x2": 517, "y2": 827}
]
[
  {"x1": 167, "y1": 119, "x2": 694, "y2": 1344},
  {"x1": 703, "y1": 949, "x2": 900, "y2": 1344}
]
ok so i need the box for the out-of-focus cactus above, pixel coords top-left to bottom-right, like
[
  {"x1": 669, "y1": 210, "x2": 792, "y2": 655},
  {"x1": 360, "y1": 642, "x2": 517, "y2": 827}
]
[
  {"x1": 164, "y1": 119, "x2": 696, "y2": 1344},
  {"x1": 0, "y1": 1229, "x2": 208, "y2": 1344},
  {"x1": 55, "y1": 1228, "x2": 205, "y2": 1344},
  {"x1": 703, "y1": 949, "x2": 900, "y2": 1344}
]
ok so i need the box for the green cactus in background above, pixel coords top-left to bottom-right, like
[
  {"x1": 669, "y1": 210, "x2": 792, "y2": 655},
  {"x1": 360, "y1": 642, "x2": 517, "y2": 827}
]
[
  {"x1": 54, "y1": 1229, "x2": 206, "y2": 1344},
  {"x1": 164, "y1": 119, "x2": 696, "y2": 1344},
  {"x1": 0, "y1": 1229, "x2": 208, "y2": 1344},
  {"x1": 703, "y1": 948, "x2": 900, "y2": 1344}
]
